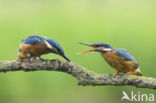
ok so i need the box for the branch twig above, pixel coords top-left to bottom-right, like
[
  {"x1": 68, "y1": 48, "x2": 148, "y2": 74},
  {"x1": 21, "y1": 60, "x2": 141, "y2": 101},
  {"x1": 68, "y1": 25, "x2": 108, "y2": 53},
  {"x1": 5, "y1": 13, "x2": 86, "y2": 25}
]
[{"x1": 0, "y1": 59, "x2": 156, "y2": 90}]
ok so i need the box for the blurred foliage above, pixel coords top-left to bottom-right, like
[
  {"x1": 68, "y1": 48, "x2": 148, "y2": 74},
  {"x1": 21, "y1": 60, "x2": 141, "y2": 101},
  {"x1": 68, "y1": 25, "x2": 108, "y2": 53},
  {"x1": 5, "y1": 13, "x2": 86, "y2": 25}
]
[{"x1": 0, "y1": 0, "x2": 156, "y2": 103}]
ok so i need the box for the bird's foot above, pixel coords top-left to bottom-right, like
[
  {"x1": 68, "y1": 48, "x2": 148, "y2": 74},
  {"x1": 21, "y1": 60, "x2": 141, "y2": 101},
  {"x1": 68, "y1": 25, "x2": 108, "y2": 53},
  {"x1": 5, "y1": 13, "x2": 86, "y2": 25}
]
[
  {"x1": 29, "y1": 57, "x2": 37, "y2": 62},
  {"x1": 126, "y1": 72, "x2": 133, "y2": 75},
  {"x1": 113, "y1": 71, "x2": 120, "y2": 77},
  {"x1": 38, "y1": 57, "x2": 43, "y2": 60}
]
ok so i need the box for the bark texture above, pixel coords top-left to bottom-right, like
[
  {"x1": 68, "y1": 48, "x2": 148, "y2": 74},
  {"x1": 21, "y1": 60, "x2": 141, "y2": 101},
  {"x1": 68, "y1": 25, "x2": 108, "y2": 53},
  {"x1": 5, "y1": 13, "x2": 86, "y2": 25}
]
[{"x1": 0, "y1": 59, "x2": 156, "y2": 90}]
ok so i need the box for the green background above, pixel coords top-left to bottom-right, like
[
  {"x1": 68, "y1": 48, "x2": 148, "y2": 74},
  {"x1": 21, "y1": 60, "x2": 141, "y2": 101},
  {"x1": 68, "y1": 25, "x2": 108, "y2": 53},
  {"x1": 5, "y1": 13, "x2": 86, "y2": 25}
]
[{"x1": 0, "y1": 0, "x2": 156, "y2": 103}]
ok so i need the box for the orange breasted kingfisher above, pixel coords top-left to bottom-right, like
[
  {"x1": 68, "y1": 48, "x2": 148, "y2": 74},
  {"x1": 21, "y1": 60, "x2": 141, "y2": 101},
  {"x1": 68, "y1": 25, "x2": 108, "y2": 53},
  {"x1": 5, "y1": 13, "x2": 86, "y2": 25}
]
[
  {"x1": 18, "y1": 35, "x2": 70, "y2": 62},
  {"x1": 79, "y1": 42, "x2": 142, "y2": 76}
]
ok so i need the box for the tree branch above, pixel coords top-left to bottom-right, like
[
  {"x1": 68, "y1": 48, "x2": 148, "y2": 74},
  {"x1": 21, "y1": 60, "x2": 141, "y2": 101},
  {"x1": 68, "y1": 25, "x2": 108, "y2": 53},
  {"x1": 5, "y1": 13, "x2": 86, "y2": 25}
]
[{"x1": 0, "y1": 59, "x2": 156, "y2": 90}]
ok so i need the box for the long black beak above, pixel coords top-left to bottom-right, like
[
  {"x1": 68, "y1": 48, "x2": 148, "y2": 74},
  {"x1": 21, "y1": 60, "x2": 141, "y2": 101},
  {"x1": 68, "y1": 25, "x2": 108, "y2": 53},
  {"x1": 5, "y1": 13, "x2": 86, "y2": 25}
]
[
  {"x1": 79, "y1": 42, "x2": 92, "y2": 46},
  {"x1": 60, "y1": 54, "x2": 71, "y2": 62},
  {"x1": 78, "y1": 42, "x2": 96, "y2": 54}
]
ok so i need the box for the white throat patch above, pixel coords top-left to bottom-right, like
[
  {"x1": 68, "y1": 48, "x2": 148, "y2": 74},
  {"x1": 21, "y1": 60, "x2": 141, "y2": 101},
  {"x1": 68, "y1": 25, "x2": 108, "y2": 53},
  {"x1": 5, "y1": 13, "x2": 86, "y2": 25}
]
[{"x1": 103, "y1": 48, "x2": 113, "y2": 51}]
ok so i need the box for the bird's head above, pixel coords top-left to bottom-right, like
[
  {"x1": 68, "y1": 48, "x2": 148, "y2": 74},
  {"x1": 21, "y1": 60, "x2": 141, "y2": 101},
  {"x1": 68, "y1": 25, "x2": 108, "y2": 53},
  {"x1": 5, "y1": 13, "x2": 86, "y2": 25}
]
[
  {"x1": 78, "y1": 42, "x2": 113, "y2": 54},
  {"x1": 44, "y1": 39, "x2": 70, "y2": 62}
]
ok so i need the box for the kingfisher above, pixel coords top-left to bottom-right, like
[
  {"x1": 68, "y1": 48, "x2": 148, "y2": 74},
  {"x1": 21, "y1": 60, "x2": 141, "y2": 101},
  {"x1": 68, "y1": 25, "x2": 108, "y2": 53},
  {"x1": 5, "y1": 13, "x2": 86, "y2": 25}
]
[
  {"x1": 79, "y1": 42, "x2": 142, "y2": 76},
  {"x1": 18, "y1": 35, "x2": 70, "y2": 62}
]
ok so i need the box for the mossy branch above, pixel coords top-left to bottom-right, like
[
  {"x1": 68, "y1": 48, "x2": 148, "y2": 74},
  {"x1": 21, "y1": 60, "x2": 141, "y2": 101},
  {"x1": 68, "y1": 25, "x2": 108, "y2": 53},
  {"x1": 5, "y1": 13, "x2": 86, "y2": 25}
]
[{"x1": 0, "y1": 59, "x2": 156, "y2": 90}]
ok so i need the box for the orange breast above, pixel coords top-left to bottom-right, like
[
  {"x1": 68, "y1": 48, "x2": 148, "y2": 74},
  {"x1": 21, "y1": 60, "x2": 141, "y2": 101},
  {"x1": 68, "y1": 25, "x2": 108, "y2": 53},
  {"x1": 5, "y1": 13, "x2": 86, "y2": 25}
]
[
  {"x1": 101, "y1": 51, "x2": 138, "y2": 73},
  {"x1": 21, "y1": 43, "x2": 50, "y2": 57}
]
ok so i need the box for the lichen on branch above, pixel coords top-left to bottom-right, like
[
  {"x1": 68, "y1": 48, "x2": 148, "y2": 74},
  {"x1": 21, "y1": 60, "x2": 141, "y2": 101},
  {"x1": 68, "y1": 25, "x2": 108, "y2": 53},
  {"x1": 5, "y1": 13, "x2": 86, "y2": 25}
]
[{"x1": 0, "y1": 59, "x2": 156, "y2": 90}]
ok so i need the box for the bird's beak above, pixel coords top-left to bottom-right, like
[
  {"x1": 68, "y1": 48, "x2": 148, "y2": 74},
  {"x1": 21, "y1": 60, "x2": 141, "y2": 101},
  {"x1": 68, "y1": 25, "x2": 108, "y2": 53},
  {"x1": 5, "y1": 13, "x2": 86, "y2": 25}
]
[
  {"x1": 79, "y1": 42, "x2": 91, "y2": 46},
  {"x1": 78, "y1": 49, "x2": 107, "y2": 54},
  {"x1": 78, "y1": 42, "x2": 96, "y2": 54},
  {"x1": 79, "y1": 42, "x2": 96, "y2": 48},
  {"x1": 60, "y1": 54, "x2": 71, "y2": 62},
  {"x1": 78, "y1": 50, "x2": 95, "y2": 54}
]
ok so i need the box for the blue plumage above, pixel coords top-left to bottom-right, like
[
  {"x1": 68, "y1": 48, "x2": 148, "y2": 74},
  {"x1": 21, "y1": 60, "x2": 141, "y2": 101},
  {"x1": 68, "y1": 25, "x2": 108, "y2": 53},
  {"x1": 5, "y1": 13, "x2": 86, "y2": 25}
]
[
  {"x1": 116, "y1": 49, "x2": 136, "y2": 61},
  {"x1": 94, "y1": 43, "x2": 113, "y2": 48},
  {"x1": 19, "y1": 35, "x2": 70, "y2": 61},
  {"x1": 79, "y1": 42, "x2": 142, "y2": 76},
  {"x1": 22, "y1": 35, "x2": 64, "y2": 53},
  {"x1": 22, "y1": 35, "x2": 45, "y2": 45},
  {"x1": 45, "y1": 39, "x2": 64, "y2": 53},
  {"x1": 18, "y1": 48, "x2": 22, "y2": 53}
]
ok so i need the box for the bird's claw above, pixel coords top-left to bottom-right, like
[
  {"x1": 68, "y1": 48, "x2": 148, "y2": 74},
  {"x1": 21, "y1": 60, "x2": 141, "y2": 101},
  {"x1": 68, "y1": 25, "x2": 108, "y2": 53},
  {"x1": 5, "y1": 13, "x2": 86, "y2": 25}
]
[{"x1": 113, "y1": 71, "x2": 120, "y2": 77}]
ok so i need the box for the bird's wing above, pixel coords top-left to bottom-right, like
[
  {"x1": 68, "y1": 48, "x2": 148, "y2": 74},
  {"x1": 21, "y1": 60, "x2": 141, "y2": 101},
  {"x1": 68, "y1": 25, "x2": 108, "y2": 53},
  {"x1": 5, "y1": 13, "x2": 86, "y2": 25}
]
[
  {"x1": 22, "y1": 36, "x2": 45, "y2": 45},
  {"x1": 46, "y1": 39, "x2": 64, "y2": 52},
  {"x1": 116, "y1": 49, "x2": 136, "y2": 61}
]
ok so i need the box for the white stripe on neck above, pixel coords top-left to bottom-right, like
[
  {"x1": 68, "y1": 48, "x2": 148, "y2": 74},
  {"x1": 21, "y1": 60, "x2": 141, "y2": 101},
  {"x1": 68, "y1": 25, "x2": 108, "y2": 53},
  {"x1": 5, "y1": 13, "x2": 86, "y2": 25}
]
[
  {"x1": 103, "y1": 48, "x2": 113, "y2": 51},
  {"x1": 44, "y1": 40, "x2": 52, "y2": 48}
]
